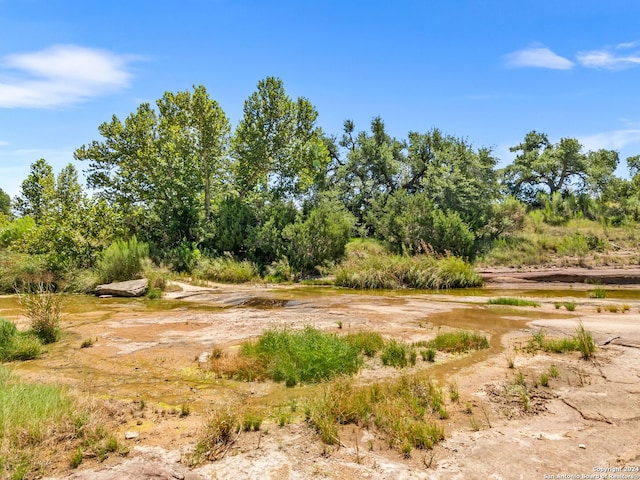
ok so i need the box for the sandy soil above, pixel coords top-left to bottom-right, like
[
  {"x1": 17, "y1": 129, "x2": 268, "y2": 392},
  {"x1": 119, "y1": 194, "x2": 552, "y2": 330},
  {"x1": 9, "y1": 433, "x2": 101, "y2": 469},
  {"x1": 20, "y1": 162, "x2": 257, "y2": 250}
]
[{"x1": 4, "y1": 275, "x2": 638, "y2": 480}]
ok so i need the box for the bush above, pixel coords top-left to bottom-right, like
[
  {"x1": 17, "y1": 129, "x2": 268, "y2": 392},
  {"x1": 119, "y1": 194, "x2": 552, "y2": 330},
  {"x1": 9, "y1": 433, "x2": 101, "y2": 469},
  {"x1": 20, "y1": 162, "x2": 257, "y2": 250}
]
[
  {"x1": 98, "y1": 236, "x2": 149, "y2": 283},
  {"x1": 283, "y1": 196, "x2": 354, "y2": 275},
  {"x1": 0, "y1": 318, "x2": 43, "y2": 361},
  {"x1": 344, "y1": 331, "x2": 385, "y2": 357}
]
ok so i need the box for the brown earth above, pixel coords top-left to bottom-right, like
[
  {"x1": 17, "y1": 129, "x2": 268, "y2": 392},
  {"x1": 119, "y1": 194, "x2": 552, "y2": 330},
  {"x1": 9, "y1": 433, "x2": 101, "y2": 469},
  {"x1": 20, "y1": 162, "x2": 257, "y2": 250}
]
[{"x1": 2, "y1": 270, "x2": 639, "y2": 480}]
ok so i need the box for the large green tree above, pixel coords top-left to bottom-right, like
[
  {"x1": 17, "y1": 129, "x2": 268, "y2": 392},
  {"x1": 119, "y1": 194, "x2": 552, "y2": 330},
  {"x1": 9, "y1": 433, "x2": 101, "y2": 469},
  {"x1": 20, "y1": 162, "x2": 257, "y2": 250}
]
[
  {"x1": 503, "y1": 131, "x2": 619, "y2": 203},
  {"x1": 0, "y1": 188, "x2": 10, "y2": 217},
  {"x1": 75, "y1": 85, "x2": 231, "y2": 265},
  {"x1": 13, "y1": 158, "x2": 55, "y2": 222},
  {"x1": 232, "y1": 77, "x2": 330, "y2": 200}
]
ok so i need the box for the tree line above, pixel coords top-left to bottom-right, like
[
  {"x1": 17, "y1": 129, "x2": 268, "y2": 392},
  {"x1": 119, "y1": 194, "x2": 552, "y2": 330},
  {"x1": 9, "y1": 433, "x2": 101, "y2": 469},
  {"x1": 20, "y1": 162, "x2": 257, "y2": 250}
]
[{"x1": 1, "y1": 77, "x2": 639, "y2": 280}]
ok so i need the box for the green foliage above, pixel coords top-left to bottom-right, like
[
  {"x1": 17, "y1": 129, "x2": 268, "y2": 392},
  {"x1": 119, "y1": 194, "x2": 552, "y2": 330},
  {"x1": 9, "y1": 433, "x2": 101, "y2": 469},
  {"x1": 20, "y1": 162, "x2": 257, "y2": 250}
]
[
  {"x1": 0, "y1": 217, "x2": 35, "y2": 248},
  {"x1": 13, "y1": 158, "x2": 55, "y2": 222},
  {"x1": 232, "y1": 76, "x2": 329, "y2": 199},
  {"x1": 421, "y1": 348, "x2": 436, "y2": 362},
  {"x1": 191, "y1": 405, "x2": 239, "y2": 463},
  {"x1": 334, "y1": 252, "x2": 482, "y2": 290},
  {"x1": 504, "y1": 131, "x2": 618, "y2": 203},
  {"x1": 381, "y1": 340, "x2": 415, "y2": 368},
  {"x1": 488, "y1": 297, "x2": 540, "y2": 307},
  {"x1": 428, "y1": 331, "x2": 489, "y2": 353},
  {"x1": 239, "y1": 326, "x2": 363, "y2": 386},
  {"x1": 193, "y1": 255, "x2": 259, "y2": 283},
  {"x1": 98, "y1": 236, "x2": 149, "y2": 283},
  {"x1": 344, "y1": 331, "x2": 385, "y2": 357},
  {"x1": 528, "y1": 325, "x2": 595, "y2": 359},
  {"x1": 0, "y1": 188, "x2": 10, "y2": 217},
  {"x1": 283, "y1": 196, "x2": 354, "y2": 275},
  {"x1": 574, "y1": 322, "x2": 596, "y2": 359},
  {"x1": 18, "y1": 284, "x2": 62, "y2": 344},
  {"x1": 306, "y1": 375, "x2": 446, "y2": 452},
  {"x1": 589, "y1": 287, "x2": 607, "y2": 299}
]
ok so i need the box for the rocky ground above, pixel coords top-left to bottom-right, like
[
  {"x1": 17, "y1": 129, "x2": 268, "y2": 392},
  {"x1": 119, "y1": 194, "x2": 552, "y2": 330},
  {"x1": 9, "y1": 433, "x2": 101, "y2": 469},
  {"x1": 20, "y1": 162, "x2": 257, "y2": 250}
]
[{"x1": 5, "y1": 272, "x2": 638, "y2": 480}]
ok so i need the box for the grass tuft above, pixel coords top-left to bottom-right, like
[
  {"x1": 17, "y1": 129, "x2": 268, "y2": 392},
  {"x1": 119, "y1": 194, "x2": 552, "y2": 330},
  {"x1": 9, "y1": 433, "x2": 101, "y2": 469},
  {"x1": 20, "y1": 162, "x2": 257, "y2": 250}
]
[
  {"x1": 488, "y1": 297, "x2": 540, "y2": 307},
  {"x1": 427, "y1": 331, "x2": 489, "y2": 353}
]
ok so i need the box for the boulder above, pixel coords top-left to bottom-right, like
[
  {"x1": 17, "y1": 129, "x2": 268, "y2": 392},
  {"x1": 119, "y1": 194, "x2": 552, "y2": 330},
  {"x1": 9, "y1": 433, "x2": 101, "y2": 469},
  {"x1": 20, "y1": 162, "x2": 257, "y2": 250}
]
[{"x1": 95, "y1": 279, "x2": 149, "y2": 297}]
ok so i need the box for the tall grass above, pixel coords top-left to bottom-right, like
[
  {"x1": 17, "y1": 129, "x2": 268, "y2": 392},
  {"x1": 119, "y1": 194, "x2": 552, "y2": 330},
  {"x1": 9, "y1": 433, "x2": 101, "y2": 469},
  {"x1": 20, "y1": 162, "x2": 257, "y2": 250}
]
[
  {"x1": 306, "y1": 375, "x2": 446, "y2": 451},
  {"x1": 334, "y1": 253, "x2": 482, "y2": 290},
  {"x1": 528, "y1": 324, "x2": 596, "y2": 359},
  {"x1": 427, "y1": 331, "x2": 489, "y2": 353},
  {"x1": 98, "y1": 236, "x2": 149, "y2": 284},
  {"x1": 238, "y1": 326, "x2": 363, "y2": 386},
  {"x1": 0, "y1": 366, "x2": 121, "y2": 477},
  {"x1": 18, "y1": 283, "x2": 63, "y2": 344},
  {"x1": 192, "y1": 256, "x2": 259, "y2": 283},
  {"x1": 488, "y1": 297, "x2": 540, "y2": 307}
]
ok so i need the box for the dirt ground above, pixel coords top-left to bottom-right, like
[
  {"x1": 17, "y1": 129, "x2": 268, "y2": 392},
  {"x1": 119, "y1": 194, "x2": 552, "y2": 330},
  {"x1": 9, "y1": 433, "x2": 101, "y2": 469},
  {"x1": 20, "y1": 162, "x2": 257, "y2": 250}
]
[{"x1": 4, "y1": 273, "x2": 640, "y2": 480}]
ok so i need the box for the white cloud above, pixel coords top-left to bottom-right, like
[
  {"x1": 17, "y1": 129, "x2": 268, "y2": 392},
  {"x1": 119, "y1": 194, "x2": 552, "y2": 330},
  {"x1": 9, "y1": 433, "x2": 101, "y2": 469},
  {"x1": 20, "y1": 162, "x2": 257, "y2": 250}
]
[
  {"x1": 504, "y1": 47, "x2": 574, "y2": 70},
  {"x1": 0, "y1": 44, "x2": 137, "y2": 108},
  {"x1": 0, "y1": 140, "x2": 9, "y2": 146},
  {"x1": 579, "y1": 129, "x2": 640, "y2": 152},
  {"x1": 577, "y1": 47, "x2": 640, "y2": 70}
]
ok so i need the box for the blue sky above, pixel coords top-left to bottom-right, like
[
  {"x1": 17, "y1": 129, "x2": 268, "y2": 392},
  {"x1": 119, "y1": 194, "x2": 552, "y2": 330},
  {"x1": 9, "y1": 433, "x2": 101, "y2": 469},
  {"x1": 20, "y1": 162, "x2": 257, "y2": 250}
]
[{"x1": 1, "y1": 0, "x2": 640, "y2": 197}]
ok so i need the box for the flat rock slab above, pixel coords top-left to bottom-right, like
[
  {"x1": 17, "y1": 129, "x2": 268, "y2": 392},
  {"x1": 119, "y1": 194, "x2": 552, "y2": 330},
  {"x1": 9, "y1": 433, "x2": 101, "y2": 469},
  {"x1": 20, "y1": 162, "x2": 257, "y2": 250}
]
[{"x1": 95, "y1": 279, "x2": 149, "y2": 297}]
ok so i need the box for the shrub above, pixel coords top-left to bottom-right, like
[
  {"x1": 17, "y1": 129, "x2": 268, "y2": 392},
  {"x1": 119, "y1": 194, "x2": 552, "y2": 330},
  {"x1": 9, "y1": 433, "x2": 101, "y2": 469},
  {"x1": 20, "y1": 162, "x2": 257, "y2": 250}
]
[
  {"x1": 98, "y1": 236, "x2": 149, "y2": 283},
  {"x1": 18, "y1": 283, "x2": 62, "y2": 344}
]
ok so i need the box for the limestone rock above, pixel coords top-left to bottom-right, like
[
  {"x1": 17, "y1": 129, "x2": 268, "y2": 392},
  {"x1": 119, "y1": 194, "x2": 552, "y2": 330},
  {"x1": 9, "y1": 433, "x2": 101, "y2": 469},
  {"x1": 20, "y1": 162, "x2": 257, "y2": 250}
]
[{"x1": 95, "y1": 279, "x2": 149, "y2": 298}]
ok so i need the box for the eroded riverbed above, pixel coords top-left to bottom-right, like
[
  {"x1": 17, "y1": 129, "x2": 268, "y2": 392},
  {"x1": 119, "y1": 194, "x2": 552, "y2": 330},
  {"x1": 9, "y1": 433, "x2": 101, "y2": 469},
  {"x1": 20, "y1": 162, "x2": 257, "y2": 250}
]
[{"x1": 3, "y1": 281, "x2": 640, "y2": 480}]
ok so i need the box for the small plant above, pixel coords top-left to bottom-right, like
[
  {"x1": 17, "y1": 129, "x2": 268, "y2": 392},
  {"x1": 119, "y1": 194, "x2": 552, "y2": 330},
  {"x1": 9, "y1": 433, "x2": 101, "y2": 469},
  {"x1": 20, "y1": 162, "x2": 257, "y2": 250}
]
[
  {"x1": 554, "y1": 302, "x2": 561, "y2": 309},
  {"x1": 242, "y1": 412, "x2": 263, "y2": 431},
  {"x1": 18, "y1": 283, "x2": 62, "y2": 344},
  {"x1": 505, "y1": 354, "x2": 515, "y2": 369},
  {"x1": 605, "y1": 304, "x2": 619, "y2": 313},
  {"x1": 539, "y1": 373, "x2": 549, "y2": 387},
  {"x1": 548, "y1": 364, "x2": 559, "y2": 378},
  {"x1": 448, "y1": 382, "x2": 459, "y2": 403},
  {"x1": 146, "y1": 287, "x2": 162, "y2": 299},
  {"x1": 69, "y1": 448, "x2": 83, "y2": 468},
  {"x1": 589, "y1": 287, "x2": 607, "y2": 299},
  {"x1": 192, "y1": 405, "x2": 240, "y2": 463},
  {"x1": 488, "y1": 298, "x2": 540, "y2": 307},
  {"x1": 514, "y1": 371, "x2": 526, "y2": 387},
  {"x1": 465, "y1": 402, "x2": 473, "y2": 414},
  {"x1": 381, "y1": 340, "x2": 412, "y2": 368},
  {"x1": 344, "y1": 331, "x2": 385, "y2": 357},
  {"x1": 622, "y1": 304, "x2": 630, "y2": 312},
  {"x1": 336, "y1": 320, "x2": 343, "y2": 329},
  {"x1": 428, "y1": 331, "x2": 489, "y2": 353},
  {"x1": 180, "y1": 404, "x2": 191, "y2": 417},
  {"x1": 574, "y1": 322, "x2": 596, "y2": 360},
  {"x1": 80, "y1": 337, "x2": 95, "y2": 348},
  {"x1": 470, "y1": 416, "x2": 481, "y2": 431},
  {"x1": 563, "y1": 302, "x2": 577, "y2": 311},
  {"x1": 421, "y1": 348, "x2": 436, "y2": 362}
]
